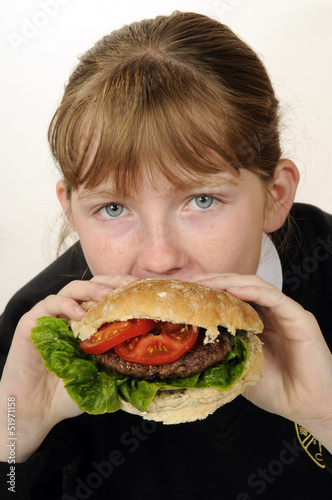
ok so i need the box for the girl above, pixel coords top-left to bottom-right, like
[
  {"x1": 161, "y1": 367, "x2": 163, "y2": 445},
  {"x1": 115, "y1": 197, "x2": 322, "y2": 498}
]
[{"x1": 1, "y1": 11, "x2": 332, "y2": 499}]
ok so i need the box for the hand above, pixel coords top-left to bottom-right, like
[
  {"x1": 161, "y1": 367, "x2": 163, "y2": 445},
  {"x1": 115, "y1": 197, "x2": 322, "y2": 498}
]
[
  {"x1": 0, "y1": 274, "x2": 139, "y2": 461},
  {"x1": 193, "y1": 273, "x2": 332, "y2": 451}
]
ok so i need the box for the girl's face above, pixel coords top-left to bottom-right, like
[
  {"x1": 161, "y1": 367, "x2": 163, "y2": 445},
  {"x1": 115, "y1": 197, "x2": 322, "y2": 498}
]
[{"x1": 58, "y1": 169, "x2": 277, "y2": 280}]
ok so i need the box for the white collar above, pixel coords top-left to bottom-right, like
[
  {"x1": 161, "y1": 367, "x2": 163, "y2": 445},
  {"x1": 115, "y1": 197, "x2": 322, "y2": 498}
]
[{"x1": 256, "y1": 233, "x2": 283, "y2": 291}]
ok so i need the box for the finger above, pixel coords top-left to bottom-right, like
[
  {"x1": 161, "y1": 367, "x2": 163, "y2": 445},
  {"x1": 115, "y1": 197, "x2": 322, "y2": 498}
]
[
  {"x1": 27, "y1": 295, "x2": 87, "y2": 324},
  {"x1": 225, "y1": 284, "x2": 319, "y2": 341},
  {"x1": 58, "y1": 280, "x2": 113, "y2": 303},
  {"x1": 90, "y1": 275, "x2": 140, "y2": 288},
  {"x1": 189, "y1": 273, "x2": 238, "y2": 284},
  {"x1": 194, "y1": 274, "x2": 271, "y2": 290},
  {"x1": 226, "y1": 284, "x2": 296, "y2": 318}
]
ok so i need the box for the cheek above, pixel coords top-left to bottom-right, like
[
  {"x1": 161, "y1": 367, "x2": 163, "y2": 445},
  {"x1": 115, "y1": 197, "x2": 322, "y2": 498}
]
[
  {"x1": 228, "y1": 208, "x2": 264, "y2": 273},
  {"x1": 78, "y1": 230, "x2": 127, "y2": 276},
  {"x1": 194, "y1": 213, "x2": 263, "y2": 274}
]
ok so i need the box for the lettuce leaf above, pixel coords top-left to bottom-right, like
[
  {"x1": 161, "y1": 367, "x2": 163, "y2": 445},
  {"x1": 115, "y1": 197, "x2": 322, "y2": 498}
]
[{"x1": 30, "y1": 317, "x2": 248, "y2": 415}]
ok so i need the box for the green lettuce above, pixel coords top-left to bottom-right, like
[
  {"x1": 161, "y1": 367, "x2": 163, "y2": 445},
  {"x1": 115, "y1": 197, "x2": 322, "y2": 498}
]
[{"x1": 30, "y1": 317, "x2": 248, "y2": 415}]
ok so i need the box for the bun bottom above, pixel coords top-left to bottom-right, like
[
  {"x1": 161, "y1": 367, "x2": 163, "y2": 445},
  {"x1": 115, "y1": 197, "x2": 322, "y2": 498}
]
[{"x1": 119, "y1": 334, "x2": 263, "y2": 424}]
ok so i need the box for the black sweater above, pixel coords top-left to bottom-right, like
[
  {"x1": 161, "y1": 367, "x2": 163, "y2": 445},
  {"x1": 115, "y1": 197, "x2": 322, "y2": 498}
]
[{"x1": 1, "y1": 203, "x2": 332, "y2": 499}]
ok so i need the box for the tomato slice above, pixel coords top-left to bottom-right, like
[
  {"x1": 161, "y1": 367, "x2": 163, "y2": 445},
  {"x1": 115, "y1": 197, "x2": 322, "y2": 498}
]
[
  {"x1": 80, "y1": 319, "x2": 156, "y2": 355},
  {"x1": 114, "y1": 324, "x2": 199, "y2": 365}
]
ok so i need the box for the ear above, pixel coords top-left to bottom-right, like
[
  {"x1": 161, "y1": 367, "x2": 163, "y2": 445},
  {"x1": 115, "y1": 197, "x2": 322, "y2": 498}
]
[
  {"x1": 263, "y1": 159, "x2": 300, "y2": 232},
  {"x1": 56, "y1": 180, "x2": 76, "y2": 230}
]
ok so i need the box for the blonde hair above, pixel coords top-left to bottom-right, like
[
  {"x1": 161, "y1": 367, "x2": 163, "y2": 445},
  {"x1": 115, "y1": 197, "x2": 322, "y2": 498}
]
[
  {"x1": 49, "y1": 11, "x2": 282, "y2": 249},
  {"x1": 49, "y1": 11, "x2": 281, "y2": 190}
]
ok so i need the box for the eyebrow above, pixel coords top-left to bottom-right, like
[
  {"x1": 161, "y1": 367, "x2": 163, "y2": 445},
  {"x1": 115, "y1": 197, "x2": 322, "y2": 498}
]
[
  {"x1": 185, "y1": 175, "x2": 239, "y2": 188},
  {"x1": 77, "y1": 189, "x2": 119, "y2": 201},
  {"x1": 77, "y1": 173, "x2": 240, "y2": 201}
]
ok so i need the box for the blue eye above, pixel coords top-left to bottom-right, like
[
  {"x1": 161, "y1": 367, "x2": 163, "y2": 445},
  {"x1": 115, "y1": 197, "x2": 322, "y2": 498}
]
[
  {"x1": 193, "y1": 195, "x2": 214, "y2": 209},
  {"x1": 99, "y1": 204, "x2": 125, "y2": 218}
]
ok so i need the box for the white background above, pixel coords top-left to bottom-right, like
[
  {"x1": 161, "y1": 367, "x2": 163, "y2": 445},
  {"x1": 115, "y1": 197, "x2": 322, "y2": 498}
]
[{"x1": 1, "y1": 0, "x2": 332, "y2": 312}]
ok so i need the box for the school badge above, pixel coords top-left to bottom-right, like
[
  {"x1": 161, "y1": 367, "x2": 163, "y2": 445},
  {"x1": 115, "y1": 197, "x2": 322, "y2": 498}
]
[{"x1": 295, "y1": 423, "x2": 325, "y2": 468}]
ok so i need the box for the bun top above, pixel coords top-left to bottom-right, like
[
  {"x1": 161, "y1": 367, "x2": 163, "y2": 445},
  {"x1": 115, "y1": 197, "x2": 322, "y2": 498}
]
[{"x1": 71, "y1": 278, "x2": 263, "y2": 342}]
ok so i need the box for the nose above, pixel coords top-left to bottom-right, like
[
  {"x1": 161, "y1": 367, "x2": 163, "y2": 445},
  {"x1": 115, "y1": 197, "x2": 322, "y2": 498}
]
[{"x1": 136, "y1": 220, "x2": 189, "y2": 277}]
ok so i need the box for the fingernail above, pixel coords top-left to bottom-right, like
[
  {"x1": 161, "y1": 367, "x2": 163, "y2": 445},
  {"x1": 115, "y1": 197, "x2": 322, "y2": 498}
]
[
  {"x1": 74, "y1": 305, "x2": 86, "y2": 317},
  {"x1": 99, "y1": 285, "x2": 113, "y2": 295}
]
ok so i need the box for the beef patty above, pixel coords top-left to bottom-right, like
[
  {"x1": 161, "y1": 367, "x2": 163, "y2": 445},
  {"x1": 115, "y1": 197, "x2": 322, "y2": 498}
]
[{"x1": 96, "y1": 329, "x2": 231, "y2": 380}]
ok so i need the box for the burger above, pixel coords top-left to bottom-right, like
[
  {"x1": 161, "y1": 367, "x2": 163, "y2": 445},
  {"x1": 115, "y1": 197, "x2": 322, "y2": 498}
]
[{"x1": 31, "y1": 278, "x2": 263, "y2": 424}]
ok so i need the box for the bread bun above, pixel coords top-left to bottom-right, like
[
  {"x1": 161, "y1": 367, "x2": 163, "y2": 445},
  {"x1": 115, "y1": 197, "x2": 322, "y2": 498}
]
[
  {"x1": 71, "y1": 278, "x2": 263, "y2": 342},
  {"x1": 71, "y1": 278, "x2": 264, "y2": 424}
]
